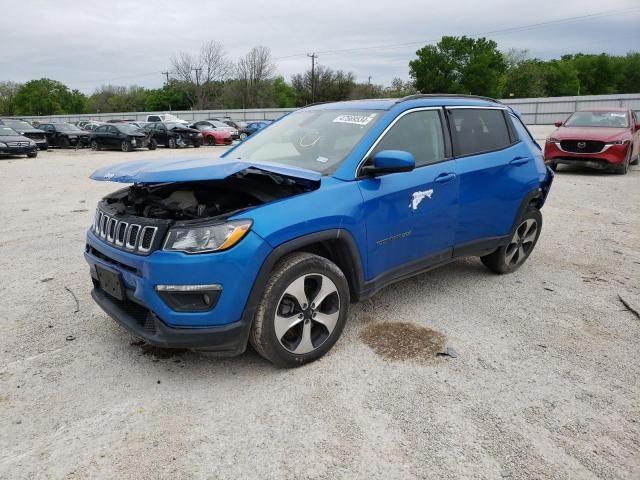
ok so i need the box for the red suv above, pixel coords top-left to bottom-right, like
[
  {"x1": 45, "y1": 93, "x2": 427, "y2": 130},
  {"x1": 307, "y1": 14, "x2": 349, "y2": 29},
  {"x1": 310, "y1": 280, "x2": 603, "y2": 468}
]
[{"x1": 544, "y1": 108, "x2": 640, "y2": 174}]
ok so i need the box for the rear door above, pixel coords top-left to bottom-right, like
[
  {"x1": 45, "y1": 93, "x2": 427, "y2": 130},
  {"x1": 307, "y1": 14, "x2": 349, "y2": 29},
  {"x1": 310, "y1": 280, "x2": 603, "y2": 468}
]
[
  {"x1": 447, "y1": 107, "x2": 537, "y2": 246},
  {"x1": 357, "y1": 108, "x2": 458, "y2": 280}
]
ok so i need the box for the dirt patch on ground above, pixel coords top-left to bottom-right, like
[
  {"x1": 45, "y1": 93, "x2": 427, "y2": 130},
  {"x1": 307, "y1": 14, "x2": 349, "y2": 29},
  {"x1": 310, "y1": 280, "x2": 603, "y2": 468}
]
[{"x1": 360, "y1": 322, "x2": 447, "y2": 363}]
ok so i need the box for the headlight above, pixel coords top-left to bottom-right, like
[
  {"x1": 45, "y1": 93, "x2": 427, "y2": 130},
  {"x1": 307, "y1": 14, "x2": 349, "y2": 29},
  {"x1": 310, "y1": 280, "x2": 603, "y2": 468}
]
[
  {"x1": 197, "y1": 133, "x2": 203, "y2": 138},
  {"x1": 547, "y1": 137, "x2": 560, "y2": 143},
  {"x1": 0, "y1": 142, "x2": 6, "y2": 147},
  {"x1": 29, "y1": 140, "x2": 36, "y2": 146},
  {"x1": 163, "y1": 220, "x2": 252, "y2": 253},
  {"x1": 610, "y1": 140, "x2": 629, "y2": 145}
]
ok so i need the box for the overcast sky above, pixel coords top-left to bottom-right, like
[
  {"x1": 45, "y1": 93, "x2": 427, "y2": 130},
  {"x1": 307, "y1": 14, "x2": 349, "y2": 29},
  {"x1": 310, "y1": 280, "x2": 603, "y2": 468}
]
[{"x1": 1, "y1": 0, "x2": 638, "y2": 93}]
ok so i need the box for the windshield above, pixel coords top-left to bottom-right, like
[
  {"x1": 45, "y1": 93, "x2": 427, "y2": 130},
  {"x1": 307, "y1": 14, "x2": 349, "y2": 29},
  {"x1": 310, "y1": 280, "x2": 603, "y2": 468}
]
[
  {"x1": 211, "y1": 121, "x2": 228, "y2": 128},
  {"x1": 3, "y1": 120, "x2": 33, "y2": 130},
  {"x1": 164, "y1": 122, "x2": 186, "y2": 129},
  {"x1": 228, "y1": 109, "x2": 382, "y2": 172},
  {"x1": 564, "y1": 111, "x2": 629, "y2": 128},
  {"x1": 0, "y1": 127, "x2": 20, "y2": 136},
  {"x1": 117, "y1": 124, "x2": 143, "y2": 134},
  {"x1": 57, "y1": 123, "x2": 84, "y2": 132}
]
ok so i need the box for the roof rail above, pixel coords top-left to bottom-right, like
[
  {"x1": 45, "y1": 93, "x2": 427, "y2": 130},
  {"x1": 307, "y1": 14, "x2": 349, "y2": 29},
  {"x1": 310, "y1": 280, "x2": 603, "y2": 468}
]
[{"x1": 396, "y1": 93, "x2": 502, "y2": 104}]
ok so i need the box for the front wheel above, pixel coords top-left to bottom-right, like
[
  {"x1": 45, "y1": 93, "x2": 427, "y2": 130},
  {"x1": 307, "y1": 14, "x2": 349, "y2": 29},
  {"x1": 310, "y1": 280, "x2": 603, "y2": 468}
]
[
  {"x1": 148, "y1": 139, "x2": 157, "y2": 150},
  {"x1": 207, "y1": 136, "x2": 215, "y2": 146},
  {"x1": 239, "y1": 132, "x2": 248, "y2": 141},
  {"x1": 249, "y1": 252, "x2": 350, "y2": 368},
  {"x1": 27, "y1": 150, "x2": 38, "y2": 158},
  {"x1": 481, "y1": 208, "x2": 542, "y2": 274},
  {"x1": 90, "y1": 140, "x2": 99, "y2": 151},
  {"x1": 548, "y1": 163, "x2": 558, "y2": 172},
  {"x1": 613, "y1": 148, "x2": 631, "y2": 174},
  {"x1": 121, "y1": 140, "x2": 131, "y2": 152},
  {"x1": 168, "y1": 137, "x2": 177, "y2": 149}
]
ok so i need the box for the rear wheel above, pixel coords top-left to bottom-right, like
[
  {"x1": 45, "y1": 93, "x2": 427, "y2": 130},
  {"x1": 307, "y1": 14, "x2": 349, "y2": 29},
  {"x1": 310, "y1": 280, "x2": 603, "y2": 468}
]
[
  {"x1": 481, "y1": 208, "x2": 542, "y2": 274},
  {"x1": 207, "y1": 136, "x2": 215, "y2": 146},
  {"x1": 148, "y1": 139, "x2": 157, "y2": 150},
  {"x1": 59, "y1": 137, "x2": 70, "y2": 148},
  {"x1": 239, "y1": 132, "x2": 248, "y2": 141},
  {"x1": 90, "y1": 140, "x2": 99, "y2": 151},
  {"x1": 168, "y1": 137, "x2": 177, "y2": 149},
  {"x1": 249, "y1": 252, "x2": 350, "y2": 368}
]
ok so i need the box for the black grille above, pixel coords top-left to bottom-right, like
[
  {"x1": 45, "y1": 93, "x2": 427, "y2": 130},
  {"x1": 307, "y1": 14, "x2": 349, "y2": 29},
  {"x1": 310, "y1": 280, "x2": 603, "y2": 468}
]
[
  {"x1": 92, "y1": 205, "x2": 165, "y2": 255},
  {"x1": 560, "y1": 140, "x2": 605, "y2": 153}
]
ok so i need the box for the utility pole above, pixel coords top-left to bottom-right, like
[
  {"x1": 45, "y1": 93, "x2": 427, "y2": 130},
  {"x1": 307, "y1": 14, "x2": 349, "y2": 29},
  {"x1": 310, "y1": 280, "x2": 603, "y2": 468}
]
[
  {"x1": 192, "y1": 67, "x2": 202, "y2": 109},
  {"x1": 307, "y1": 53, "x2": 317, "y2": 103},
  {"x1": 161, "y1": 71, "x2": 170, "y2": 84}
]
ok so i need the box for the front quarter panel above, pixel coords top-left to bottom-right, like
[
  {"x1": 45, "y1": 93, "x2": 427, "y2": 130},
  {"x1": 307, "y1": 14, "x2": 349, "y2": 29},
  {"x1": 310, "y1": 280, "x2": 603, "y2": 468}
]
[{"x1": 239, "y1": 176, "x2": 367, "y2": 266}]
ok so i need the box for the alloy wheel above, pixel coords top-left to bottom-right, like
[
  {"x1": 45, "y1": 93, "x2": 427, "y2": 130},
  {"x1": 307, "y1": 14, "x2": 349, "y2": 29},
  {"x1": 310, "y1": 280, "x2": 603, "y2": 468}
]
[
  {"x1": 505, "y1": 219, "x2": 538, "y2": 266},
  {"x1": 274, "y1": 274, "x2": 341, "y2": 354}
]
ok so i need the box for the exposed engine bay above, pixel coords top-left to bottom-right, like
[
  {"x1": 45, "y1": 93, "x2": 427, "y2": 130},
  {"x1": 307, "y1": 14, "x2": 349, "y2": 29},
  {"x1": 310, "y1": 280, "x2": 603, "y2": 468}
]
[{"x1": 100, "y1": 169, "x2": 317, "y2": 222}]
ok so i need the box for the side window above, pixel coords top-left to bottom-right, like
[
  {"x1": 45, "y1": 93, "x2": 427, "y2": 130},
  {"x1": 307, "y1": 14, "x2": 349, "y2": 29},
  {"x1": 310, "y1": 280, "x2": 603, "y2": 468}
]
[
  {"x1": 148, "y1": 115, "x2": 160, "y2": 122},
  {"x1": 449, "y1": 108, "x2": 512, "y2": 157},
  {"x1": 108, "y1": 126, "x2": 118, "y2": 134},
  {"x1": 372, "y1": 110, "x2": 446, "y2": 167},
  {"x1": 95, "y1": 126, "x2": 107, "y2": 133}
]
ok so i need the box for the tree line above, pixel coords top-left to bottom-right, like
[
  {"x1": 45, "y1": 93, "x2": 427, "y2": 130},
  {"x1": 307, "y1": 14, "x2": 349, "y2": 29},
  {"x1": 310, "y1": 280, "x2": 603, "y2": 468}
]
[{"x1": 0, "y1": 38, "x2": 638, "y2": 116}]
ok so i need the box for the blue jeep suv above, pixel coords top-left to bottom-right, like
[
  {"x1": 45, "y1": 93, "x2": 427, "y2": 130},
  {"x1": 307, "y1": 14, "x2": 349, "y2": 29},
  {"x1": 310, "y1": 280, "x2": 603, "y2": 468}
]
[{"x1": 85, "y1": 95, "x2": 553, "y2": 367}]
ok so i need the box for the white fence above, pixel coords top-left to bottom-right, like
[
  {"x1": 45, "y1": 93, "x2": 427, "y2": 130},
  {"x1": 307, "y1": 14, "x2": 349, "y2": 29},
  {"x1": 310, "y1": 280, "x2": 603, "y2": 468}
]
[
  {"x1": 502, "y1": 93, "x2": 640, "y2": 124},
  {"x1": 11, "y1": 93, "x2": 640, "y2": 125}
]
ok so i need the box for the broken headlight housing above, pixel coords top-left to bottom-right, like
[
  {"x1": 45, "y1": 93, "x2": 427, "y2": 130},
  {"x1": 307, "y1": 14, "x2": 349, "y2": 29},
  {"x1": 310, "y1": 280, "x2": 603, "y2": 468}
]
[{"x1": 163, "y1": 220, "x2": 252, "y2": 254}]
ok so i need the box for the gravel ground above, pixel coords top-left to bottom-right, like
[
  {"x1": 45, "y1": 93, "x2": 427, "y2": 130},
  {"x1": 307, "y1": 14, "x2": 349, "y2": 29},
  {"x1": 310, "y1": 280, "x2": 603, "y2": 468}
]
[{"x1": 1, "y1": 131, "x2": 639, "y2": 480}]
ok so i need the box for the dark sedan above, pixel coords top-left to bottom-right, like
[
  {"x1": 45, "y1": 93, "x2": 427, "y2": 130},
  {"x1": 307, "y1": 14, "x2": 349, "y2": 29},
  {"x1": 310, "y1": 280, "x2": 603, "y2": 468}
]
[
  {"x1": 38, "y1": 122, "x2": 90, "y2": 148},
  {"x1": 0, "y1": 118, "x2": 48, "y2": 150},
  {"x1": 90, "y1": 124, "x2": 156, "y2": 152},
  {"x1": 238, "y1": 121, "x2": 270, "y2": 140},
  {"x1": 143, "y1": 122, "x2": 202, "y2": 148},
  {"x1": 0, "y1": 126, "x2": 38, "y2": 158}
]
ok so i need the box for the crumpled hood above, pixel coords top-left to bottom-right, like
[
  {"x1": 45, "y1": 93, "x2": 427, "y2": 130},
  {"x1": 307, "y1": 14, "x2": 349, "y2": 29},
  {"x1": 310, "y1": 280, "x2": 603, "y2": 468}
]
[{"x1": 90, "y1": 156, "x2": 322, "y2": 183}]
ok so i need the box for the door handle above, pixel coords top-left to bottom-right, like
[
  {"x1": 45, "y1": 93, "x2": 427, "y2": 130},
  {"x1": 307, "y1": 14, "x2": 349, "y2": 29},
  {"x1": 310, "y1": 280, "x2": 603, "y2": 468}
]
[
  {"x1": 434, "y1": 172, "x2": 457, "y2": 183},
  {"x1": 509, "y1": 156, "x2": 529, "y2": 166}
]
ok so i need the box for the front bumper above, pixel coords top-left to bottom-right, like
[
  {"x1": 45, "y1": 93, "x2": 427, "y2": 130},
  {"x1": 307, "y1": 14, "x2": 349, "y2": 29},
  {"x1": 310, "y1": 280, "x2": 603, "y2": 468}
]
[
  {"x1": 544, "y1": 141, "x2": 628, "y2": 169},
  {"x1": 85, "y1": 229, "x2": 272, "y2": 352},
  {"x1": 0, "y1": 145, "x2": 37, "y2": 155}
]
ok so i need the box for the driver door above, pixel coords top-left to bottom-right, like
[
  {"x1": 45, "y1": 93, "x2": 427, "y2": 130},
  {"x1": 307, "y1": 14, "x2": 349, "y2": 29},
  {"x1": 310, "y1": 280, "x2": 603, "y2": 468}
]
[{"x1": 357, "y1": 109, "x2": 459, "y2": 280}]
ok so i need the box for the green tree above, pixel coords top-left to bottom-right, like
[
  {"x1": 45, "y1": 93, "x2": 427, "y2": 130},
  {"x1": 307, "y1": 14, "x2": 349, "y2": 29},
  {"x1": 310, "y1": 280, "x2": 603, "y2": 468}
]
[
  {"x1": 144, "y1": 81, "x2": 192, "y2": 111},
  {"x1": 273, "y1": 77, "x2": 296, "y2": 107},
  {"x1": 543, "y1": 60, "x2": 580, "y2": 96},
  {"x1": 0, "y1": 81, "x2": 22, "y2": 115},
  {"x1": 409, "y1": 36, "x2": 506, "y2": 97},
  {"x1": 13, "y1": 78, "x2": 87, "y2": 115},
  {"x1": 503, "y1": 60, "x2": 548, "y2": 98}
]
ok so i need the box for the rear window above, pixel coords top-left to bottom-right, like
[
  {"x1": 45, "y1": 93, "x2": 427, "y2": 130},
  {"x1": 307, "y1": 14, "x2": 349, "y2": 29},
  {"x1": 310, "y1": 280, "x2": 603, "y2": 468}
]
[{"x1": 449, "y1": 108, "x2": 513, "y2": 157}]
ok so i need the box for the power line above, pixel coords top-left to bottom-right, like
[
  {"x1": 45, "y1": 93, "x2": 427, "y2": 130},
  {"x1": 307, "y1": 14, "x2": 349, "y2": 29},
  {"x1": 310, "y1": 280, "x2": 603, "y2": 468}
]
[
  {"x1": 307, "y1": 53, "x2": 317, "y2": 102},
  {"x1": 273, "y1": 7, "x2": 640, "y2": 61}
]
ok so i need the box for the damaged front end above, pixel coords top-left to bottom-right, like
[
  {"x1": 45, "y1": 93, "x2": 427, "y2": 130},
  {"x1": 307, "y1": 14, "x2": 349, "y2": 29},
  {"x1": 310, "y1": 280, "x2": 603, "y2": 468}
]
[{"x1": 91, "y1": 164, "x2": 319, "y2": 256}]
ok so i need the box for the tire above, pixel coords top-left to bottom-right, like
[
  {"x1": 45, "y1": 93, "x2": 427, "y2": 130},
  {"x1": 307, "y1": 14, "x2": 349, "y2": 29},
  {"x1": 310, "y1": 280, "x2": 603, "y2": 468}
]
[
  {"x1": 613, "y1": 148, "x2": 631, "y2": 174},
  {"x1": 481, "y1": 208, "x2": 543, "y2": 274},
  {"x1": 249, "y1": 252, "x2": 350, "y2": 368},
  {"x1": 39, "y1": 144, "x2": 47, "y2": 151},
  {"x1": 631, "y1": 152, "x2": 639, "y2": 165},
  {"x1": 90, "y1": 140, "x2": 99, "y2": 151},
  {"x1": 207, "y1": 137, "x2": 215, "y2": 146},
  {"x1": 121, "y1": 140, "x2": 131, "y2": 152},
  {"x1": 548, "y1": 163, "x2": 558, "y2": 172},
  {"x1": 148, "y1": 139, "x2": 157, "y2": 150},
  {"x1": 27, "y1": 150, "x2": 38, "y2": 158},
  {"x1": 59, "y1": 137, "x2": 70, "y2": 149},
  {"x1": 193, "y1": 142, "x2": 201, "y2": 148},
  {"x1": 239, "y1": 132, "x2": 248, "y2": 141},
  {"x1": 168, "y1": 137, "x2": 177, "y2": 149}
]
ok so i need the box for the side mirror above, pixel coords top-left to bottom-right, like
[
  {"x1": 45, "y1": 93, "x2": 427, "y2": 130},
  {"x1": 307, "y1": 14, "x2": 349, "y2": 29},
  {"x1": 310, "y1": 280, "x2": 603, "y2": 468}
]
[
  {"x1": 361, "y1": 150, "x2": 416, "y2": 177},
  {"x1": 554, "y1": 121, "x2": 563, "y2": 128}
]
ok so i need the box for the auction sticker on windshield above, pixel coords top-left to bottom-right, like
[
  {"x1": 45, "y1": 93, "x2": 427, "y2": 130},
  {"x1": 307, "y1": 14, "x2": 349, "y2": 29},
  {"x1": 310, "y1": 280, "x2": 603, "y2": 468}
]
[{"x1": 333, "y1": 113, "x2": 377, "y2": 125}]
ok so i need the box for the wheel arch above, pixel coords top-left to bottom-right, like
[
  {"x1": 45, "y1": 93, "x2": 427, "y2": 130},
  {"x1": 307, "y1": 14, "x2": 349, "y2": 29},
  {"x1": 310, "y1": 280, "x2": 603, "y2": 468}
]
[{"x1": 239, "y1": 229, "x2": 366, "y2": 344}]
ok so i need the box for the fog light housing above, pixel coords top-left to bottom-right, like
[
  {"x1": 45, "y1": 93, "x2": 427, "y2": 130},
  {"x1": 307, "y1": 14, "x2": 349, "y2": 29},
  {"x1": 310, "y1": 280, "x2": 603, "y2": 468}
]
[{"x1": 156, "y1": 284, "x2": 222, "y2": 312}]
